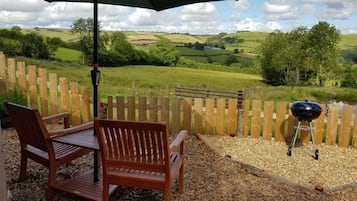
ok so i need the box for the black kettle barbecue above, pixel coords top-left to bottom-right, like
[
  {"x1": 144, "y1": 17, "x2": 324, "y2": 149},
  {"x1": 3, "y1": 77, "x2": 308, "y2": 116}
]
[{"x1": 288, "y1": 100, "x2": 322, "y2": 160}]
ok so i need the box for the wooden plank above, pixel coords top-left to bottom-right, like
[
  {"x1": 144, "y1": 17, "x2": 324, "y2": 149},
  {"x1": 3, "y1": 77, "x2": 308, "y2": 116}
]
[
  {"x1": 339, "y1": 105, "x2": 352, "y2": 147},
  {"x1": 59, "y1": 77, "x2": 69, "y2": 112},
  {"x1": 107, "y1": 96, "x2": 113, "y2": 120},
  {"x1": 275, "y1": 101, "x2": 286, "y2": 142},
  {"x1": 227, "y1": 99, "x2": 237, "y2": 136},
  {"x1": 0, "y1": 53, "x2": 6, "y2": 96},
  {"x1": 314, "y1": 104, "x2": 326, "y2": 144},
  {"x1": 161, "y1": 97, "x2": 169, "y2": 123},
  {"x1": 52, "y1": 171, "x2": 117, "y2": 201},
  {"x1": 149, "y1": 97, "x2": 158, "y2": 122},
  {"x1": 237, "y1": 109, "x2": 244, "y2": 137},
  {"x1": 182, "y1": 98, "x2": 192, "y2": 133},
  {"x1": 38, "y1": 68, "x2": 48, "y2": 116},
  {"x1": 81, "y1": 87, "x2": 90, "y2": 123},
  {"x1": 216, "y1": 98, "x2": 225, "y2": 136},
  {"x1": 300, "y1": 121, "x2": 310, "y2": 144},
  {"x1": 172, "y1": 98, "x2": 180, "y2": 135},
  {"x1": 243, "y1": 99, "x2": 250, "y2": 137},
  {"x1": 70, "y1": 82, "x2": 80, "y2": 125},
  {"x1": 127, "y1": 96, "x2": 135, "y2": 121},
  {"x1": 28, "y1": 65, "x2": 38, "y2": 109},
  {"x1": 116, "y1": 96, "x2": 124, "y2": 120},
  {"x1": 138, "y1": 96, "x2": 147, "y2": 121},
  {"x1": 251, "y1": 100, "x2": 261, "y2": 138},
  {"x1": 0, "y1": 53, "x2": 5, "y2": 79},
  {"x1": 325, "y1": 105, "x2": 339, "y2": 145},
  {"x1": 49, "y1": 73, "x2": 58, "y2": 116},
  {"x1": 205, "y1": 98, "x2": 214, "y2": 135},
  {"x1": 17, "y1": 62, "x2": 26, "y2": 98},
  {"x1": 263, "y1": 101, "x2": 273, "y2": 140},
  {"x1": 194, "y1": 98, "x2": 203, "y2": 134},
  {"x1": 7, "y1": 58, "x2": 15, "y2": 90},
  {"x1": 287, "y1": 106, "x2": 298, "y2": 144},
  {"x1": 353, "y1": 110, "x2": 357, "y2": 149}
]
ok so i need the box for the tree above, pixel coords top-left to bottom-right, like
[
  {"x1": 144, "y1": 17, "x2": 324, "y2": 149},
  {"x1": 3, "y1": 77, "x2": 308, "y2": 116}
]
[
  {"x1": 307, "y1": 21, "x2": 341, "y2": 85},
  {"x1": 109, "y1": 32, "x2": 136, "y2": 65},
  {"x1": 341, "y1": 65, "x2": 357, "y2": 88},
  {"x1": 71, "y1": 18, "x2": 95, "y2": 65},
  {"x1": 21, "y1": 32, "x2": 50, "y2": 59},
  {"x1": 260, "y1": 22, "x2": 341, "y2": 86},
  {"x1": 224, "y1": 55, "x2": 239, "y2": 66},
  {"x1": 149, "y1": 39, "x2": 180, "y2": 66},
  {"x1": 46, "y1": 37, "x2": 66, "y2": 55},
  {"x1": 260, "y1": 31, "x2": 289, "y2": 85}
]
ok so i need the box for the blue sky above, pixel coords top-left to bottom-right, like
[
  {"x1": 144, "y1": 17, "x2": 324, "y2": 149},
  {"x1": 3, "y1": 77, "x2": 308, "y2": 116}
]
[{"x1": 0, "y1": 0, "x2": 356, "y2": 34}]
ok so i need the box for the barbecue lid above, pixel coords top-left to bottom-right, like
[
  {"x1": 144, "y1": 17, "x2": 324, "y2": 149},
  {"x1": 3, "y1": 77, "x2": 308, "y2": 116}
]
[{"x1": 290, "y1": 100, "x2": 322, "y2": 121}]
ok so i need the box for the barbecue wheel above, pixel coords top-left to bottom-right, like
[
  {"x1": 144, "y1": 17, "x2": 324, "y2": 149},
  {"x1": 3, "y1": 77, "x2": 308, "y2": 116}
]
[
  {"x1": 287, "y1": 147, "x2": 292, "y2": 156},
  {"x1": 314, "y1": 149, "x2": 319, "y2": 160}
]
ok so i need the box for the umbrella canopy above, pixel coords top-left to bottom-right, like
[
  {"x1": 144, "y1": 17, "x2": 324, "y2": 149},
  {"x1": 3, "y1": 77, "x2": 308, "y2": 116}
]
[{"x1": 46, "y1": 0, "x2": 224, "y2": 11}]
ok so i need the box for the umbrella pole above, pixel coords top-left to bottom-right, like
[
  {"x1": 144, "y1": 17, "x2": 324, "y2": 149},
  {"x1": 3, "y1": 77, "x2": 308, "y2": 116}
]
[{"x1": 91, "y1": 0, "x2": 100, "y2": 183}]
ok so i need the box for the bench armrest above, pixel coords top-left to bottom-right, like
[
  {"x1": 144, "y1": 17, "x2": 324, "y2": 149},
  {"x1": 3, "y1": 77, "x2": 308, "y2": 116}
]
[
  {"x1": 170, "y1": 130, "x2": 188, "y2": 151},
  {"x1": 49, "y1": 122, "x2": 94, "y2": 138}
]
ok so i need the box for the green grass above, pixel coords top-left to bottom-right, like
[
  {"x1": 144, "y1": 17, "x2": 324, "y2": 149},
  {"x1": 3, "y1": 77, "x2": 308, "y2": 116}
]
[
  {"x1": 22, "y1": 28, "x2": 78, "y2": 42},
  {"x1": 53, "y1": 47, "x2": 82, "y2": 62},
  {"x1": 177, "y1": 47, "x2": 206, "y2": 56},
  {"x1": 14, "y1": 57, "x2": 357, "y2": 104},
  {"x1": 338, "y1": 34, "x2": 357, "y2": 50}
]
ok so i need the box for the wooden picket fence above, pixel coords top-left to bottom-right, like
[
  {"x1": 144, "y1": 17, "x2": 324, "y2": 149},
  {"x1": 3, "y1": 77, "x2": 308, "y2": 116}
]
[
  {"x1": 0, "y1": 53, "x2": 356, "y2": 149},
  {"x1": 0, "y1": 53, "x2": 92, "y2": 126}
]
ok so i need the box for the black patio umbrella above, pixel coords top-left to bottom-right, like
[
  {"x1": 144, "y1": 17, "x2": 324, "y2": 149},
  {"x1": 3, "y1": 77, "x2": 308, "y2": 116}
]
[
  {"x1": 45, "y1": 0, "x2": 225, "y2": 119},
  {"x1": 44, "y1": 0, "x2": 226, "y2": 182}
]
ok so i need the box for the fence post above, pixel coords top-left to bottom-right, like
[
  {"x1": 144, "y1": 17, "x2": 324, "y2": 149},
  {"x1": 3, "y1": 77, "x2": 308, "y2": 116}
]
[
  {"x1": 205, "y1": 98, "x2": 214, "y2": 135},
  {"x1": 237, "y1": 109, "x2": 244, "y2": 137},
  {"x1": 0, "y1": 53, "x2": 6, "y2": 96}
]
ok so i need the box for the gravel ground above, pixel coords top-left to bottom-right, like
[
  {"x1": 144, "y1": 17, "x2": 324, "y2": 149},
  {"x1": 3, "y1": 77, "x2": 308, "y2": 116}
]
[{"x1": 1, "y1": 126, "x2": 356, "y2": 201}]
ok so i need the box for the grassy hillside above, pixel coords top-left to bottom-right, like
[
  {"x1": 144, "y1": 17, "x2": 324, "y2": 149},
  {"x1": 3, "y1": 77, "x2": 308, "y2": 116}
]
[
  {"x1": 16, "y1": 57, "x2": 357, "y2": 104},
  {"x1": 22, "y1": 28, "x2": 78, "y2": 42},
  {"x1": 15, "y1": 57, "x2": 265, "y2": 97},
  {"x1": 52, "y1": 47, "x2": 82, "y2": 62}
]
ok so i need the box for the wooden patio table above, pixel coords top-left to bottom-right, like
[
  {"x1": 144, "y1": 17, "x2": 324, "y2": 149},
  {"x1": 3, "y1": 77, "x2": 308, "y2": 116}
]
[{"x1": 51, "y1": 129, "x2": 117, "y2": 201}]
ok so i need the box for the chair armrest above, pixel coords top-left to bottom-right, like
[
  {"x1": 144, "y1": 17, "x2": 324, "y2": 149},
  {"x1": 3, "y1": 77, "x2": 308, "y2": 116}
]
[
  {"x1": 170, "y1": 130, "x2": 188, "y2": 151},
  {"x1": 49, "y1": 122, "x2": 94, "y2": 138},
  {"x1": 42, "y1": 112, "x2": 70, "y2": 121}
]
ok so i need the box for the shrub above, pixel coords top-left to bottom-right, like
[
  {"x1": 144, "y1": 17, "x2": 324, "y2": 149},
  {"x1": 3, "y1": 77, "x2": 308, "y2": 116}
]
[{"x1": 0, "y1": 90, "x2": 26, "y2": 118}]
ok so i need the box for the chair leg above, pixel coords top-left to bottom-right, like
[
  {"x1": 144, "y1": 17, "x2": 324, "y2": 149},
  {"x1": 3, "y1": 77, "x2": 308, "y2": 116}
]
[
  {"x1": 102, "y1": 183, "x2": 109, "y2": 201},
  {"x1": 178, "y1": 165, "x2": 184, "y2": 193},
  {"x1": 19, "y1": 154, "x2": 27, "y2": 181},
  {"x1": 46, "y1": 188, "x2": 55, "y2": 201},
  {"x1": 164, "y1": 188, "x2": 171, "y2": 201},
  {"x1": 46, "y1": 166, "x2": 57, "y2": 201}
]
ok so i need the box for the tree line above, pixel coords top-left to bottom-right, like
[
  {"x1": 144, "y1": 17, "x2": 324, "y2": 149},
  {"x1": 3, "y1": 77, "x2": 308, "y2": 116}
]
[
  {"x1": 260, "y1": 21, "x2": 357, "y2": 87},
  {"x1": 70, "y1": 18, "x2": 179, "y2": 67},
  {"x1": 1, "y1": 20, "x2": 357, "y2": 88}
]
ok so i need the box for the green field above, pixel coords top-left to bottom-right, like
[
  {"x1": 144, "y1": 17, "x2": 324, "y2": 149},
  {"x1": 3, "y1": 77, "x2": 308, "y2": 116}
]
[
  {"x1": 16, "y1": 57, "x2": 357, "y2": 104},
  {"x1": 53, "y1": 47, "x2": 82, "y2": 62}
]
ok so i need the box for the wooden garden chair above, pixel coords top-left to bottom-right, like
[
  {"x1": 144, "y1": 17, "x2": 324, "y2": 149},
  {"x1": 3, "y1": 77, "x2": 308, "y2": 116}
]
[
  {"x1": 5, "y1": 102, "x2": 93, "y2": 200},
  {"x1": 94, "y1": 118, "x2": 187, "y2": 201}
]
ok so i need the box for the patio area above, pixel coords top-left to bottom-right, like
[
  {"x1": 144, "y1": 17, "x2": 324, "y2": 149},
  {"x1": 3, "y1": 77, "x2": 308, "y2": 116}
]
[{"x1": 1, "y1": 126, "x2": 356, "y2": 201}]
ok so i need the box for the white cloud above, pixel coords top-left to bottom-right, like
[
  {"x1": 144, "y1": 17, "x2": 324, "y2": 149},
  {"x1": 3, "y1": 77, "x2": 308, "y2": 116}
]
[
  {"x1": 181, "y1": 3, "x2": 216, "y2": 15},
  {"x1": 231, "y1": 0, "x2": 250, "y2": 9},
  {"x1": 234, "y1": 18, "x2": 281, "y2": 32},
  {"x1": 0, "y1": 0, "x2": 47, "y2": 12},
  {"x1": 264, "y1": 2, "x2": 291, "y2": 14}
]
